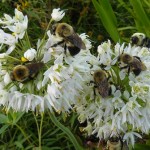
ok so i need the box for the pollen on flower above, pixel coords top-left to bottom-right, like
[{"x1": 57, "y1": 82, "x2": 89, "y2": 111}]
[{"x1": 21, "y1": 56, "x2": 28, "y2": 62}]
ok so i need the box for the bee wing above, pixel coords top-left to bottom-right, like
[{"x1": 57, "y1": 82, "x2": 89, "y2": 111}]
[
  {"x1": 26, "y1": 62, "x2": 44, "y2": 78},
  {"x1": 65, "y1": 33, "x2": 86, "y2": 50},
  {"x1": 98, "y1": 79, "x2": 111, "y2": 98}
]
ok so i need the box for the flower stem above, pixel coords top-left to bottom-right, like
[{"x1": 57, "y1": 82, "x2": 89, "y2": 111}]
[
  {"x1": 37, "y1": 19, "x2": 53, "y2": 60},
  {"x1": 33, "y1": 112, "x2": 44, "y2": 150},
  {"x1": 6, "y1": 55, "x2": 21, "y2": 62},
  {"x1": 39, "y1": 112, "x2": 44, "y2": 150},
  {"x1": 25, "y1": 31, "x2": 31, "y2": 48},
  {"x1": 15, "y1": 124, "x2": 32, "y2": 145},
  {"x1": 49, "y1": 112, "x2": 84, "y2": 150}
]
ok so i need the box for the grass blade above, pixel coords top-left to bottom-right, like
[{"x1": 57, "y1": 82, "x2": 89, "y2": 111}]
[{"x1": 92, "y1": 0, "x2": 122, "y2": 42}]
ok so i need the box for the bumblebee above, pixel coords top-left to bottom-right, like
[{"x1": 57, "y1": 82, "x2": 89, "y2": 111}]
[
  {"x1": 107, "y1": 136, "x2": 123, "y2": 150},
  {"x1": 90, "y1": 70, "x2": 111, "y2": 98},
  {"x1": 10, "y1": 62, "x2": 44, "y2": 82},
  {"x1": 51, "y1": 23, "x2": 86, "y2": 56},
  {"x1": 118, "y1": 53, "x2": 146, "y2": 76},
  {"x1": 130, "y1": 32, "x2": 150, "y2": 48}
]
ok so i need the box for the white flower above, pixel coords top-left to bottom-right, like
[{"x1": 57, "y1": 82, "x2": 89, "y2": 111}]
[
  {"x1": 97, "y1": 40, "x2": 114, "y2": 66},
  {"x1": 0, "y1": 9, "x2": 28, "y2": 39},
  {"x1": 75, "y1": 41, "x2": 150, "y2": 146},
  {"x1": 14, "y1": 9, "x2": 25, "y2": 22},
  {"x1": 79, "y1": 33, "x2": 92, "y2": 50},
  {"x1": 51, "y1": 8, "x2": 65, "y2": 22},
  {"x1": 24, "y1": 48, "x2": 37, "y2": 61},
  {"x1": 4, "y1": 72, "x2": 11, "y2": 85},
  {"x1": 123, "y1": 132, "x2": 142, "y2": 146},
  {"x1": 0, "y1": 29, "x2": 17, "y2": 54},
  {"x1": 0, "y1": 53, "x2": 7, "y2": 59}
]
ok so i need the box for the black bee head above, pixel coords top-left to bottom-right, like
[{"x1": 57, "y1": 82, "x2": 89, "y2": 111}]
[
  {"x1": 131, "y1": 36, "x2": 139, "y2": 45},
  {"x1": 109, "y1": 136, "x2": 119, "y2": 142},
  {"x1": 130, "y1": 33, "x2": 146, "y2": 46}
]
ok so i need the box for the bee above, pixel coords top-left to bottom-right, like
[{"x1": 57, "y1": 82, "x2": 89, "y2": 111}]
[
  {"x1": 118, "y1": 53, "x2": 146, "y2": 76},
  {"x1": 51, "y1": 23, "x2": 86, "y2": 56},
  {"x1": 90, "y1": 70, "x2": 111, "y2": 98},
  {"x1": 107, "y1": 136, "x2": 123, "y2": 150},
  {"x1": 10, "y1": 62, "x2": 44, "y2": 82},
  {"x1": 130, "y1": 32, "x2": 150, "y2": 48}
]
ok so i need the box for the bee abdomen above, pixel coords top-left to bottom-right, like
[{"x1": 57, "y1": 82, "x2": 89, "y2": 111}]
[
  {"x1": 67, "y1": 45, "x2": 81, "y2": 56},
  {"x1": 26, "y1": 62, "x2": 44, "y2": 78}
]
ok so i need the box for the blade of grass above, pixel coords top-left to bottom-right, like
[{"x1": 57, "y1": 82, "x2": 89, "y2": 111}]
[
  {"x1": 129, "y1": 0, "x2": 150, "y2": 36},
  {"x1": 92, "y1": 0, "x2": 121, "y2": 42},
  {"x1": 98, "y1": 0, "x2": 117, "y2": 26},
  {"x1": 49, "y1": 112, "x2": 83, "y2": 150}
]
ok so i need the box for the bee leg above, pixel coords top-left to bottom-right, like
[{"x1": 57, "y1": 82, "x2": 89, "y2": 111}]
[
  {"x1": 87, "y1": 80, "x2": 95, "y2": 86},
  {"x1": 86, "y1": 61, "x2": 93, "y2": 68},
  {"x1": 108, "y1": 87, "x2": 112, "y2": 96},
  {"x1": 51, "y1": 40, "x2": 64, "y2": 47},
  {"x1": 127, "y1": 66, "x2": 131, "y2": 75},
  {"x1": 118, "y1": 136, "x2": 124, "y2": 150},
  {"x1": 64, "y1": 43, "x2": 67, "y2": 55},
  {"x1": 93, "y1": 86, "x2": 97, "y2": 100},
  {"x1": 90, "y1": 80, "x2": 95, "y2": 84},
  {"x1": 146, "y1": 38, "x2": 150, "y2": 48},
  {"x1": 133, "y1": 56, "x2": 141, "y2": 62},
  {"x1": 120, "y1": 65, "x2": 129, "y2": 70}
]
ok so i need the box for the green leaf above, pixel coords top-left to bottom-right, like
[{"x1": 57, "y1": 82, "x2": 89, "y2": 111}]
[
  {"x1": 0, "y1": 114, "x2": 8, "y2": 124},
  {"x1": 92, "y1": 0, "x2": 121, "y2": 42},
  {"x1": 98, "y1": 0, "x2": 117, "y2": 26},
  {"x1": 134, "y1": 144, "x2": 150, "y2": 150},
  {"x1": 14, "y1": 141, "x2": 23, "y2": 148},
  {"x1": 0, "y1": 124, "x2": 9, "y2": 134},
  {"x1": 49, "y1": 112, "x2": 84, "y2": 150},
  {"x1": 129, "y1": 0, "x2": 150, "y2": 36},
  {"x1": 13, "y1": 112, "x2": 24, "y2": 124}
]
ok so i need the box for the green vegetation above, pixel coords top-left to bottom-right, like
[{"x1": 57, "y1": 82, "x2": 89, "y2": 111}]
[{"x1": 0, "y1": 0, "x2": 150, "y2": 149}]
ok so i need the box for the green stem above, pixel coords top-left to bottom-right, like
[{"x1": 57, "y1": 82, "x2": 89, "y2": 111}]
[
  {"x1": 33, "y1": 112, "x2": 44, "y2": 150},
  {"x1": 43, "y1": 19, "x2": 53, "y2": 41},
  {"x1": 33, "y1": 112, "x2": 40, "y2": 138},
  {"x1": 117, "y1": 26, "x2": 136, "y2": 31},
  {"x1": 49, "y1": 112, "x2": 84, "y2": 150},
  {"x1": 37, "y1": 19, "x2": 53, "y2": 60},
  {"x1": 39, "y1": 113, "x2": 44, "y2": 150},
  {"x1": 15, "y1": 124, "x2": 32, "y2": 145},
  {"x1": 6, "y1": 55, "x2": 21, "y2": 62},
  {"x1": 25, "y1": 31, "x2": 31, "y2": 48}
]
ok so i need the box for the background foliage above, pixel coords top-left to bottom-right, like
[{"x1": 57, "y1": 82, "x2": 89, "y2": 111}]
[{"x1": 0, "y1": 0, "x2": 150, "y2": 149}]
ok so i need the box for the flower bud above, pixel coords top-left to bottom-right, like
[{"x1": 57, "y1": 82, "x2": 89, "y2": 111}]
[
  {"x1": 51, "y1": 8, "x2": 65, "y2": 22},
  {"x1": 24, "y1": 48, "x2": 37, "y2": 61}
]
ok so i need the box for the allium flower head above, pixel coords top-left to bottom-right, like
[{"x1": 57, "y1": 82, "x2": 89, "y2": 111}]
[
  {"x1": 0, "y1": 9, "x2": 28, "y2": 54},
  {"x1": 76, "y1": 40, "x2": 150, "y2": 146},
  {"x1": 51, "y1": 8, "x2": 65, "y2": 22},
  {"x1": 0, "y1": 8, "x2": 95, "y2": 114}
]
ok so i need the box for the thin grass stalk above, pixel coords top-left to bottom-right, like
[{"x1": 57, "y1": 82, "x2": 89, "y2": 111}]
[{"x1": 49, "y1": 112, "x2": 84, "y2": 150}]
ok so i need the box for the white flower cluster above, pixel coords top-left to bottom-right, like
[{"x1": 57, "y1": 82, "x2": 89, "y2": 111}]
[
  {"x1": 76, "y1": 41, "x2": 150, "y2": 145},
  {"x1": 0, "y1": 8, "x2": 98, "y2": 114},
  {"x1": 0, "y1": 8, "x2": 150, "y2": 146},
  {"x1": 0, "y1": 9, "x2": 28, "y2": 54}
]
